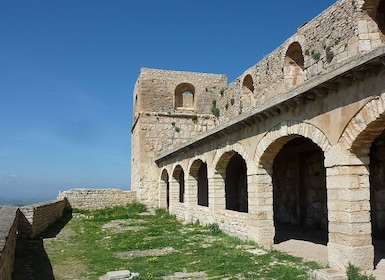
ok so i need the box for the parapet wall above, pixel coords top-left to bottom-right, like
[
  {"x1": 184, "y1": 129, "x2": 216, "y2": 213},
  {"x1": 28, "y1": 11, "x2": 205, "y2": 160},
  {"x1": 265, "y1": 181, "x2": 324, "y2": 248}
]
[
  {"x1": 0, "y1": 199, "x2": 68, "y2": 279},
  {"x1": 212, "y1": 0, "x2": 384, "y2": 124},
  {"x1": 58, "y1": 188, "x2": 137, "y2": 210},
  {"x1": 0, "y1": 207, "x2": 19, "y2": 280},
  {"x1": 20, "y1": 199, "x2": 70, "y2": 238}
]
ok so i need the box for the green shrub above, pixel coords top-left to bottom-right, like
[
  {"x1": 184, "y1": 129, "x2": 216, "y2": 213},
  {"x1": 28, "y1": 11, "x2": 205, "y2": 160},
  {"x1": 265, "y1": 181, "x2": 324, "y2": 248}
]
[
  {"x1": 211, "y1": 100, "x2": 220, "y2": 117},
  {"x1": 346, "y1": 263, "x2": 376, "y2": 280},
  {"x1": 208, "y1": 223, "x2": 221, "y2": 235}
]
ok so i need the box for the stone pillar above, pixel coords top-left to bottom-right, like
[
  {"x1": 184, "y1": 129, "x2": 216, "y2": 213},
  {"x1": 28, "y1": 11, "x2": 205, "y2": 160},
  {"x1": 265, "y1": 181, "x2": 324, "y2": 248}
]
[
  {"x1": 158, "y1": 180, "x2": 168, "y2": 209},
  {"x1": 325, "y1": 147, "x2": 374, "y2": 270},
  {"x1": 184, "y1": 176, "x2": 197, "y2": 221},
  {"x1": 248, "y1": 172, "x2": 275, "y2": 247},
  {"x1": 169, "y1": 180, "x2": 180, "y2": 214},
  {"x1": 185, "y1": 176, "x2": 197, "y2": 206},
  {"x1": 208, "y1": 172, "x2": 225, "y2": 211}
]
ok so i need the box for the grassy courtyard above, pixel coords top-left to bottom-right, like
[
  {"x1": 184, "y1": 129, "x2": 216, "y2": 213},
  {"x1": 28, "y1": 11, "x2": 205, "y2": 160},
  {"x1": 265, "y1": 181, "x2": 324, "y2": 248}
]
[{"x1": 39, "y1": 202, "x2": 323, "y2": 279}]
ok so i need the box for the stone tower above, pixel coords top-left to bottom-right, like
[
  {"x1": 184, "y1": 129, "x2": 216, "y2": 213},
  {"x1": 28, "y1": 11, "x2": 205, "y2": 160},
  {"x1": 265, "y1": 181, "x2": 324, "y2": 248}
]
[{"x1": 131, "y1": 68, "x2": 227, "y2": 207}]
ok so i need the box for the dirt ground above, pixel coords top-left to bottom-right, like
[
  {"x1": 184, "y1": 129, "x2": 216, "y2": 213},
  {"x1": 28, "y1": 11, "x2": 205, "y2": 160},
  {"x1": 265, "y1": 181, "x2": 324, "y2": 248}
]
[{"x1": 273, "y1": 236, "x2": 385, "y2": 280}]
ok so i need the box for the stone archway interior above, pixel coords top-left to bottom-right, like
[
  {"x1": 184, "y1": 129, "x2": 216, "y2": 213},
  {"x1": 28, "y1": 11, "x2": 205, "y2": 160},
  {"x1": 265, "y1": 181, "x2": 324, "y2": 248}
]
[
  {"x1": 370, "y1": 129, "x2": 385, "y2": 239},
  {"x1": 273, "y1": 137, "x2": 327, "y2": 243},
  {"x1": 225, "y1": 153, "x2": 248, "y2": 213},
  {"x1": 197, "y1": 162, "x2": 209, "y2": 207}
]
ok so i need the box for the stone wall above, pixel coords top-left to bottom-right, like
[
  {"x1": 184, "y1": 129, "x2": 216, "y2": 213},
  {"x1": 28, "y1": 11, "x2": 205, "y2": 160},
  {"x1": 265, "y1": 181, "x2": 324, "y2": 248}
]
[
  {"x1": 131, "y1": 0, "x2": 385, "y2": 208},
  {"x1": 58, "y1": 188, "x2": 136, "y2": 210},
  {"x1": 213, "y1": 0, "x2": 384, "y2": 125},
  {"x1": 131, "y1": 69, "x2": 227, "y2": 207},
  {"x1": 20, "y1": 199, "x2": 70, "y2": 238},
  {"x1": 0, "y1": 199, "x2": 68, "y2": 279},
  {"x1": 133, "y1": 68, "x2": 227, "y2": 118},
  {"x1": 0, "y1": 207, "x2": 18, "y2": 280}
]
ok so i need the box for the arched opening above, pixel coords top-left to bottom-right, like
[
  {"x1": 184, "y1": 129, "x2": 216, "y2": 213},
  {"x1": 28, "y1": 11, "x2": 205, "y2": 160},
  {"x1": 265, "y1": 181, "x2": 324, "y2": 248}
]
[
  {"x1": 242, "y1": 74, "x2": 254, "y2": 94},
  {"x1": 370, "y1": 129, "x2": 385, "y2": 266},
  {"x1": 189, "y1": 160, "x2": 209, "y2": 207},
  {"x1": 225, "y1": 153, "x2": 248, "y2": 213},
  {"x1": 365, "y1": 0, "x2": 385, "y2": 37},
  {"x1": 175, "y1": 83, "x2": 195, "y2": 111},
  {"x1": 197, "y1": 163, "x2": 209, "y2": 206},
  {"x1": 173, "y1": 165, "x2": 185, "y2": 203},
  {"x1": 160, "y1": 169, "x2": 170, "y2": 210},
  {"x1": 242, "y1": 74, "x2": 255, "y2": 109},
  {"x1": 273, "y1": 137, "x2": 327, "y2": 245},
  {"x1": 284, "y1": 42, "x2": 305, "y2": 90}
]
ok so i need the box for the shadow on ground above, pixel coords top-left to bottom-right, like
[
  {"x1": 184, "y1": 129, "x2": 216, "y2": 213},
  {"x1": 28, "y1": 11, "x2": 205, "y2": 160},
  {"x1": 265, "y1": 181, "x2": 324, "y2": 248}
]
[
  {"x1": 12, "y1": 211, "x2": 72, "y2": 280},
  {"x1": 274, "y1": 226, "x2": 328, "y2": 246}
]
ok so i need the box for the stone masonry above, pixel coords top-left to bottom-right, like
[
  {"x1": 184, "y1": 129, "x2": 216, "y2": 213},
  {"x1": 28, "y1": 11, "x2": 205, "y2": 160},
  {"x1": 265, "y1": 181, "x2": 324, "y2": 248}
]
[{"x1": 131, "y1": 0, "x2": 385, "y2": 272}]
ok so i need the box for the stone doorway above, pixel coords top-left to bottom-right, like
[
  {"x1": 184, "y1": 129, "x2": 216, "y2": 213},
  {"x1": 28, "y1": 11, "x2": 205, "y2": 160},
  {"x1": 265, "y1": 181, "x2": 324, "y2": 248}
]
[{"x1": 272, "y1": 137, "x2": 328, "y2": 245}]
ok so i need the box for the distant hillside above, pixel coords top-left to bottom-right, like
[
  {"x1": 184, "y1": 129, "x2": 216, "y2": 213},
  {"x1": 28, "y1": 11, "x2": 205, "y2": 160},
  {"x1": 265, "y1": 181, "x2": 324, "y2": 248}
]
[{"x1": 0, "y1": 198, "x2": 45, "y2": 208}]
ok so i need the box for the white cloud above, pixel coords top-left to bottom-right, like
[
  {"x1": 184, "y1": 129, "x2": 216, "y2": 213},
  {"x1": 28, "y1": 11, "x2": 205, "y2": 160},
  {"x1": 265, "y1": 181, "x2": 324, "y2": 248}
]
[{"x1": 4, "y1": 173, "x2": 18, "y2": 179}]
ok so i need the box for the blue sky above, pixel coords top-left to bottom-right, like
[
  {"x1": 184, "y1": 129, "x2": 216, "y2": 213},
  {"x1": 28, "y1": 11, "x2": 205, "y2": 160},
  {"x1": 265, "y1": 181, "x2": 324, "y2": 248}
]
[{"x1": 0, "y1": 0, "x2": 335, "y2": 200}]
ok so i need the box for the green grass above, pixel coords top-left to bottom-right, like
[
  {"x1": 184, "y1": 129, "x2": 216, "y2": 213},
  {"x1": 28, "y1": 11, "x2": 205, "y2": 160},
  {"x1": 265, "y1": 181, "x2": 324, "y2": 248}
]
[{"x1": 43, "y1": 202, "x2": 323, "y2": 279}]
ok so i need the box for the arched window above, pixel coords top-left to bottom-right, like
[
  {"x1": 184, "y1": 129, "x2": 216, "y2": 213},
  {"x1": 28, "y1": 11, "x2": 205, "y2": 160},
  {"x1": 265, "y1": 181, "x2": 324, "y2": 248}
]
[
  {"x1": 284, "y1": 42, "x2": 305, "y2": 90},
  {"x1": 175, "y1": 83, "x2": 195, "y2": 111},
  {"x1": 242, "y1": 74, "x2": 254, "y2": 94}
]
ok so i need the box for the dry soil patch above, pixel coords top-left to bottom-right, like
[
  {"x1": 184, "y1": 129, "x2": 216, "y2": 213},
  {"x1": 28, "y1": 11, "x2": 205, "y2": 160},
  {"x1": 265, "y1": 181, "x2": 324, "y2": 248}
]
[{"x1": 116, "y1": 246, "x2": 176, "y2": 259}]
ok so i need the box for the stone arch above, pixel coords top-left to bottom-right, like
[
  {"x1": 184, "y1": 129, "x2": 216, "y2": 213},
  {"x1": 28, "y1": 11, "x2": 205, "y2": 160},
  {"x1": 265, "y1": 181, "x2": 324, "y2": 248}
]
[
  {"x1": 189, "y1": 157, "x2": 209, "y2": 207},
  {"x1": 284, "y1": 42, "x2": 305, "y2": 90},
  {"x1": 255, "y1": 121, "x2": 331, "y2": 170},
  {"x1": 253, "y1": 121, "x2": 331, "y2": 244},
  {"x1": 214, "y1": 143, "x2": 250, "y2": 213},
  {"x1": 339, "y1": 95, "x2": 385, "y2": 267},
  {"x1": 364, "y1": 0, "x2": 385, "y2": 37},
  {"x1": 255, "y1": 121, "x2": 330, "y2": 244},
  {"x1": 339, "y1": 96, "x2": 385, "y2": 156},
  {"x1": 175, "y1": 83, "x2": 195, "y2": 111},
  {"x1": 213, "y1": 142, "x2": 250, "y2": 171},
  {"x1": 172, "y1": 164, "x2": 185, "y2": 203},
  {"x1": 159, "y1": 168, "x2": 170, "y2": 209}
]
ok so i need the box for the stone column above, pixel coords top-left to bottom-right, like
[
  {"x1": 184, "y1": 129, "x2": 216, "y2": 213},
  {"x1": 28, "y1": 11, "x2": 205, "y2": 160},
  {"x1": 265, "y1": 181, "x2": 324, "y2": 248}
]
[
  {"x1": 208, "y1": 172, "x2": 225, "y2": 211},
  {"x1": 158, "y1": 180, "x2": 168, "y2": 209},
  {"x1": 247, "y1": 172, "x2": 274, "y2": 247},
  {"x1": 184, "y1": 176, "x2": 197, "y2": 221},
  {"x1": 325, "y1": 147, "x2": 374, "y2": 270},
  {"x1": 169, "y1": 180, "x2": 180, "y2": 214},
  {"x1": 185, "y1": 176, "x2": 197, "y2": 206}
]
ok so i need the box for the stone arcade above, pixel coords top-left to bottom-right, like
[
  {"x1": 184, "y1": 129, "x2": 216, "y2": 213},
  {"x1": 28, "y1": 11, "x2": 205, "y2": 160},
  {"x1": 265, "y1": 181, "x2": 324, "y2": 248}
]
[{"x1": 131, "y1": 0, "x2": 385, "y2": 271}]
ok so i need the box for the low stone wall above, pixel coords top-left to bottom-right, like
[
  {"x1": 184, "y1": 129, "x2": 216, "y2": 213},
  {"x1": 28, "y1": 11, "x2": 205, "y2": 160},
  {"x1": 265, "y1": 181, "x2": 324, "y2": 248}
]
[
  {"x1": 0, "y1": 207, "x2": 19, "y2": 280},
  {"x1": 58, "y1": 188, "x2": 137, "y2": 210},
  {"x1": 0, "y1": 199, "x2": 69, "y2": 279},
  {"x1": 20, "y1": 199, "x2": 70, "y2": 238}
]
